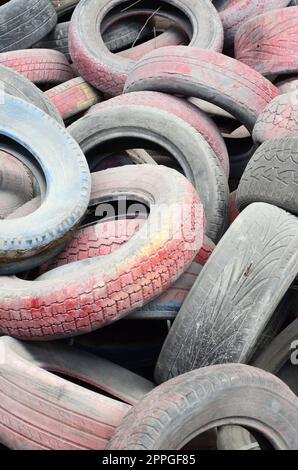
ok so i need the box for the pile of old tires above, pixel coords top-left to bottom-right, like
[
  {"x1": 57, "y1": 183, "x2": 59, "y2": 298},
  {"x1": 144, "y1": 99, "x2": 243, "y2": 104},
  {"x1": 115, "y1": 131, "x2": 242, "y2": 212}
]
[{"x1": 0, "y1": 0, "x2": 298, "y2": 451}]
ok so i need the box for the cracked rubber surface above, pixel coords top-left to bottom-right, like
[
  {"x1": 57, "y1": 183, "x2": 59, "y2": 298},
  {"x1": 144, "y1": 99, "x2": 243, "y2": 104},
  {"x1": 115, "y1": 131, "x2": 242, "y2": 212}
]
[
  {"x1": 0, "y1": 336, "x2": 131, "y2": 450},
  {"x1": 69, "y1": 0, "x2": 223, "y2": 95},
  {"x1": 236, "y1": 138, "x2": 298, "y2": 215},
  {"x1": 155, "y1": 203, "x2": 298, "y2": 383},
  {"x1": 107, "y1": 363, "x2": 298, "y2": 450},
  {"x1": 0, "y1": 165, "x2": 203, "y2": 340},
  {"x1": 253, "y1": 92, "x2": 298, "y2": 143},
  {"x1": 0, "y1": 93, "x2": 90, "y2": 274},
  {"x1": 87, "y1": 91, "x2": 229, "y2": 176},
  {"x1": 69, "y1": 105, "x2": 229, "y2": 242},
  {"x1": 124, "y1": 46, "x2": 280, "y2": 132},
  {"x1": 235, "y1": 7, "x2": 298, "y2": 77},
  {"x1": 0, "y1": 49, "x2": 73, "y2": 85}
]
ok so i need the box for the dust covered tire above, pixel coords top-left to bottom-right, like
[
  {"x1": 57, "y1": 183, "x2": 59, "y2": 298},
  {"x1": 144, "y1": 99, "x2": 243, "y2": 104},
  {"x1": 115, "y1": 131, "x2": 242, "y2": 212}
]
[
  {"x1": 125, "y1": 46, "x2": 280, "y2": 132},
  {"x1": 0, "y1": 336, "x2": 131, "y2": 450},
  {"x1": 155, "y1": 203, "x2": 298, "y2": 383},
  {"x1": 236, "y1": 138, "x2": 298, "y2": 215},
  {"x1": 0, "y1": 165, "x2": 203, "y2": 340},
  {"x1": 0, "y1": 0, "x2": 57, "y2": 53},
  {"x1": 235, "y1": 7, "x2": 298, "y2": 77},
  {"x1": 107, "y1": 364, "x2": 298, "y2": 450},
  {"x1": 69, "y1": 0, "x2": 223, "y2": 95},
  {"x1": 0, "y1": 49, "x2": 73, "y2": 85}
]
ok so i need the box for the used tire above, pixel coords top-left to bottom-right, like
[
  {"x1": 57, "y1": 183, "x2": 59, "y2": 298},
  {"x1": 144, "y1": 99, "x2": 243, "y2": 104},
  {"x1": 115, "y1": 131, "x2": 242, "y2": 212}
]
[
  {"x1": 235, "y1": 7, "x2": 298, "y2": 77},
  {"x1": 155, "y1": 203, "x2": 298, "y2": 383},
  {"x1": 220, "y1": 1, "x2": 291, "y2": 48},
  {"x1": 253, "y1": 92, "x2": 298, "y2": 144},
  {"x1": 0, "y1": 336, "x2": 131, "y2": 450},
  {"x1": 124, "y1": 46, "x2": 280, "y2": 132},
  {"x1": 236, "y1": 138, "x2": 298, "y2": 215},
  {"x1": 46, "y1": 77, "x2": 102, "y2": 120},
  {"x1": 33, "y1": 22, "x2": 71, "y2": 62},
  {"x1": 103, "y1": 19, "x2": 153, "y2": 53},
  {"x1": 0, "y1": 93, "x2": 90, "y2": 274},
  {"x1": 0, "y1": 0, "x2": 57, "y2": 52},
  {"x1": 69, "y1": 0, "x2": 223, "y2": 95},
  {"x1": 0, "y1": 49, "x2": 73, "y2": 85},
  {"x1": 0, "y1": 64, "x2": 64, "y2": 125},
  {"x1": 107, "y1": 364, "x2": 298, "y2": 450},
  {"x1": 38, "y1": 218, "x2": 210, "y2": 321},
  {"x1": 0, "y1": 151, "x2": 34, "y2": 219},
  {"x1": 69, "y1": 105, "x2": 229, "y2": 242},
  {"x1": 87, "y1": 91, "x2": 229, "y2": 176},
  {"x1": 0, "y1": 164, "x2": 203, "y2": 340}
]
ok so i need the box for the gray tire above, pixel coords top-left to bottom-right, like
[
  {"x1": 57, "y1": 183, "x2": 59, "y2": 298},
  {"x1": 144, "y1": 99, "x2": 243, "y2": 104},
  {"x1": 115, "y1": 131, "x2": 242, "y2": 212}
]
[{"x1": 155, "y1": 203, "x2": 298, "y2": 383}]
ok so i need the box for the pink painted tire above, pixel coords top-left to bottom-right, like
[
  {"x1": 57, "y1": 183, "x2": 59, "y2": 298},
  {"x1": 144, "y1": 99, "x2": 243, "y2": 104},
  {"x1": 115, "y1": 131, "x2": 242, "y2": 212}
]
[
  {"x1": 0, "y1": 49, "x2": 73, "y2": 85},
  {"x1": 37, "y1": 218, "x2": 213, "y2": 321},
  {"x1": 0, "y1": 336, "x2": 134, "y2": 450},
  {"x1": 69, "y1": 0, "x2": 223, "y2": 95},
  {"x1": 235, "y1": 7, "x2": 298, "y2": 77},
  {"x1": 253, "y1": 92, "x2": 298, "y2": 143},
  {"x1": 0, "y1": 165, "x2": 204, "y2": 340},
  {"x1": 87, "y1": 91, "x2": 229, "y2": 176},
  {"x1": 46, "y1": 77, "x2": 102, "y2": 120},
  {"x1": 107, "y1": 364, "x2": 298, "y2": 450},
  {"x1": 219, "y1": 0, "x2": 291, "y2": 48},
  {"x1": 124, "y1": 46, "x2": 280, "y2": 132}
]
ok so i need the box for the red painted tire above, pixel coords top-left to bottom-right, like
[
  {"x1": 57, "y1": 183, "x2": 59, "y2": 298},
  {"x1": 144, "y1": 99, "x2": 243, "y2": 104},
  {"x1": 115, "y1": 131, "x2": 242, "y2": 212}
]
[
  {"x1": 46, "y1": 77, "x2": 102, "y2": 120},
  {"x1": 0, "y1": 151, "x2": 34, "y2": 219},
  {"x1": 235, "y1": 7, "x2": 298, "y2": 77},
  {"x1": 107, "y1": 364, "x2": 298, "y2": 450},
  {"x1": 69, "y1": 0, "x2": 223, "y2": 95},
  {"x1": 38, "y1": 219, "x2": 212, "y2": 321},
  {"x1": 87, "y1": 91, "x2": 229, "y2": 176},
  {"x1": 219, "y1": 1, "x2": 290, "y2": 48},
  {"x1": 0, "y1": 49, "x2": 73, "y2": 85},
  {"x1": 124, "y1": 46, "x2": 280, "y2": 132},
  {"x1": 0, "y1": 336, "x2": 131, "y2": 450},
  {"x1": 253, "y1": 92, "x2": 298, "y2": 143},
  {"x1": 0, "y1": 165, "x2": 204, "y2": 340}
]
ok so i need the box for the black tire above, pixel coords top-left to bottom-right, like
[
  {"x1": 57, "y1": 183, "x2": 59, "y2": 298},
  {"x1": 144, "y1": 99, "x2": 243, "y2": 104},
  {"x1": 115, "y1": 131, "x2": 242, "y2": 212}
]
[
  {"x1": 33, "y1": 22, "x2": 71, "y2": 62},
  {"x1": 68, "y1": 105, "x2": 229, "y2": 242},
  {"x1": 236, "y1": 138, "x2": 298, "y2": 215},
  {"x1": 0, "y1": 64, "x2": 64, "y2": 125},
  {"x1": 155, "y1": 203, "x2": 298, "y2": 383},
  {"x1": 103, "y1": 19, "x2": 153, "y2": 53},
  {"x1": 0, "y1": 0, "x2": 57, "y2": 53},
  {"x1": 0, "y1": 93, "x2": 90, "y2": 274},
  {"x1": 107, "y1": 364, "x2": 298, "y2": 450}
]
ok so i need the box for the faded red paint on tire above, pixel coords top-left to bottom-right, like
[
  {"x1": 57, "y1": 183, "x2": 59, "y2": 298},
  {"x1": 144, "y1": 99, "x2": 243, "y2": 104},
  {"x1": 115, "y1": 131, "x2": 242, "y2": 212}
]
[
  {"x1": 0, "y1": 165, "x2": 204, "y2": 340},
  {"x1": 235, "y1": 7, "x2": 298, "y2": 76}
]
